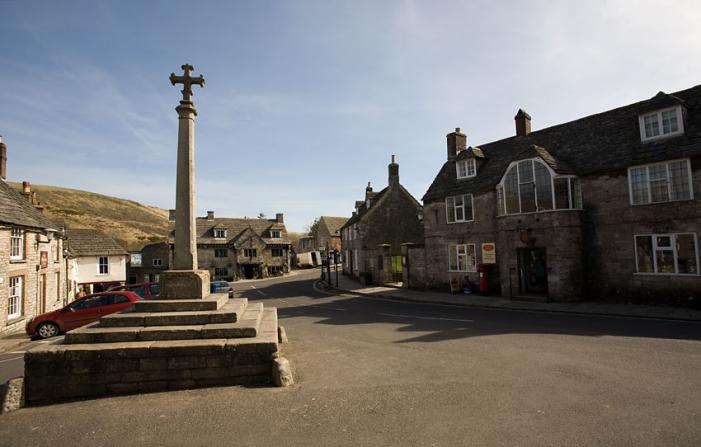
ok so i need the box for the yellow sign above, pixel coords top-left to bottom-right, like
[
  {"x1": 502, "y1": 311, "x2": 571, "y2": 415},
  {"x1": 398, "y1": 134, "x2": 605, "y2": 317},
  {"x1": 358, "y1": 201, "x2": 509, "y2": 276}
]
[{"x1": 482, "y1": 243, "x2": 496, "y2": 264}]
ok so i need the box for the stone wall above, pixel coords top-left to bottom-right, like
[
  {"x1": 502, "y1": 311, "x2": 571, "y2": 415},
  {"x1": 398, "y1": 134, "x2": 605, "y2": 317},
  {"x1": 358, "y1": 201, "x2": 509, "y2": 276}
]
[
  {"x1": 24, "y1": 338, "x2": 277, "y2": 405},
  {"x1": 197, "y1": 244, "x2": 290, "y2": 281},
  {"x1": 1, "y1": 229, "x2": 67, "y2": 336}
]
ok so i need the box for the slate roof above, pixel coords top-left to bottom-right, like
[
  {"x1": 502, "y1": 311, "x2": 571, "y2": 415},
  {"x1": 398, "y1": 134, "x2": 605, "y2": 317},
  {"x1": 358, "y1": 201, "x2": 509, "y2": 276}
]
[
  {"x1": 423, "y1": 84, "x2": 701, "y2": 202},
  {"x1": 65, "y1": 228, "x2": 128, "y2": 256},
  {"x1": 319, "y1": 216, "x2": 349, "y2": 236},
  {"x1": 0, "y1": 180, "x2": 59, "y2": 230},
  {"x1": 341, "y1": 183, "x2": 422, "y2": 229},
  {"x1": 168, "y1": 217, "x2": 291, "y2": 246}
]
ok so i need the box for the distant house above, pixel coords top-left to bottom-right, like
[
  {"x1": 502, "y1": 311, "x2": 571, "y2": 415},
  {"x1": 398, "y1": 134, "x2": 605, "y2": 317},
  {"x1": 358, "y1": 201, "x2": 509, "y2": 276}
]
[
  {"x1": 315, "y1": 216, "x2": 348, "y2": 254},
  {"x1": 340, "y1": 155, "x2": 424, "y2": 285},
  {"x1": 169, "y1": 211, "x2": 291, "y2": 280},
  {"x1": 65, "y1": 228, "x2": 128, "y2": 293},
  {"x1": 127, "y1": 241, "x2": 169, "y2": 284},
  {"x1": 0, "y1": 139, "x2": 68, "y2": 335}
]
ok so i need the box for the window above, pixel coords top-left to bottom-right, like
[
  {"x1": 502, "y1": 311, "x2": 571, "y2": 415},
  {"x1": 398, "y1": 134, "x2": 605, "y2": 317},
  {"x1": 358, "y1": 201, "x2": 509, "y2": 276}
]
[
  {"x1": 271, "y1": 248, "x2": 284, "y2": 257},
  {"x1": 628, "y1": 159, "x2": 692, "y2": 205},
  {"x1": 55, "y1": 272, "x2": 61, "y2": 302},
  {"x1": 456, "y1": 158, "x2": 476, "y2": 179},
  {"x1": 98, "y1": 256, "x2": 109, "y2": 275},
  {"x1": 152, "y1": 258, "x2": 163, "y2": 267},
  {"x1": 8, "y1": 276, "x2": 23, "y2": 319},
  {"x1": 446, "y1": 194, "x2": 474, "y2": 223},
  {"x1": 10, "y1": 228, "x2": 24, "y2": 260},
  {"x1": 448, "y1": 244, "x2": 477, "y2": 272},
  {"x1": 214, "y1": 229, "x2": 226, "y2": 239},
  {"x1": 243, "y1": 249, "x2": 257, "y2": 257},
  {"x1": 214, "y1": 268, "x2": 228, "y2": 278},
  {"x1": 497, "y1": 159, "x2": 581, "y2": 215},
  {"x1": 269, "y1": 230, "x2": 281, "y2": 238},
  {"x1": 635, "y1": 233, "x2": 699, "y2": 275},
  {"x1": 54, "y1": 240, "x2": 61, "y2": 262},
  {"x1": 214, "y1": 249, "x2": 228, "y2": 258},
  {"x1": 639, "y1": 106, "x2": 684, "y2": 141}
]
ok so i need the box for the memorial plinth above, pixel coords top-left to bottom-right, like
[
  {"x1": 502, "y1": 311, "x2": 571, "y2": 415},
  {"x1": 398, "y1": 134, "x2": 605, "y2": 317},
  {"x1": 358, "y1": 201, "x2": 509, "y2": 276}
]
[{"x1": 23, "y1": 64, "x2": 289, "y2": 405}]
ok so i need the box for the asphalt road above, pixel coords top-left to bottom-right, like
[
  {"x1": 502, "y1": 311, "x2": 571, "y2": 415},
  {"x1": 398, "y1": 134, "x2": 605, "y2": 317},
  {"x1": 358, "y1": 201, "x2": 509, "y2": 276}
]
[{"x1": 1, "y1": 269, "x2": 700, "y2": 446}]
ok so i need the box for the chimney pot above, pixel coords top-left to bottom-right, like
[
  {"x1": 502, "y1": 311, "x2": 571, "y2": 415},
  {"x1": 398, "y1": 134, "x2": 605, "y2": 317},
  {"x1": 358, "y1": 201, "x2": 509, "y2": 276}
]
[
  {"x1": 388, "y1": 154, "x2": 399, "y2": 185},
  {"x1": 446, "y1": 128, "x2": 467, "y2": 160},
  {"x1": 22, "y1": 181, "x2": 31, "y2": 194},
  {"x1": 515, "y1": 109, "x2": 532, "y2": 136},
  {"x1": 206, "y1": 211, "x2": 214, "y2": 220}
]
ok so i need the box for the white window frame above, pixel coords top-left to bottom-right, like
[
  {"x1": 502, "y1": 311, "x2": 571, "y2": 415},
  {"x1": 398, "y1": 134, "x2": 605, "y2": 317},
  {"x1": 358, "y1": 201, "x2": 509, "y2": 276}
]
[
  {"x1": 634, "y1": 233, "x2": 699, "y2": 276},
  {"x1": 456, "y1": 158, "x2": 476, "y2": 179},
  {"x1": 10, "y1": 227, "x2": 24, "y2": 260},
  {"x1": 214, "y1": 229, "x2": 227, "y2": 239},
  {"x1": 152, "y1": 258, "x2": 163, "y2": 267},
  {"x1": 8, "y1": 276, "x2": 23, "y2": 319},
  {"x1": 496, "y1": 158, "x2": 582, "y2": 216},
  {"x1": 269, "y1": 230, "x2": 281, "y2": 238},
  {"x1": 98, "y1": 256, "x2": 109, "y2": 275},
  {"x1": 447, "y1": 243, "x2": 477, "y2": 272},
  {"x1": 639, "y1": 106, "x2": 684, "y2": 142},
  {"x1": 445, "y1": 194, "x2": 474, "y2": 224},
  {"x1": 243, "y1": 248, "x2": 257, "y2": 257},
  {"x1": 627, "y1": 158, "x2": 693, "y2": 206}
]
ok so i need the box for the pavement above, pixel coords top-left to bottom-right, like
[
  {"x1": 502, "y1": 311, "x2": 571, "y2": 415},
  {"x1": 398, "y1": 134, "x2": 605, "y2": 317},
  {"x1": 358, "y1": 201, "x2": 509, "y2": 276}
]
[
  {"x1": 321, "y1": 273, "x2": 701, "y2": 322},
  {"x1": 1, "y1": 270, "x2": 700, "y2": 446}
]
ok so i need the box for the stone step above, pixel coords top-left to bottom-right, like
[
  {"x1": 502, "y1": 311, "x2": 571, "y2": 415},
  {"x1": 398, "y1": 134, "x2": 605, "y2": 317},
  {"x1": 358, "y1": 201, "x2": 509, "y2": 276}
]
[
  {"x1": 132, "y1": 293, "x2": 231, "y2": 313},
  {"x1": 64, "y1": 303, "x2": 265, "y2": 344},
  {"x1": 99, "y1": 299, "x2": 247, "y2": 328}
]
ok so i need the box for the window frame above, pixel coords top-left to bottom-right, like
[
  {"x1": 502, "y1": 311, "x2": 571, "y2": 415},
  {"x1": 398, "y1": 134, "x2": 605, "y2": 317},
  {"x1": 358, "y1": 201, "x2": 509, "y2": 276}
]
[
  {"x1": 243, "y1": 248, "x2": 257, "y2": 258},
  {"x1": 639, "y1": 106, "x2": 684, "y2": 142},
  {"x1": 10, "y1": 227, "x2": 25, "y2": 260},
  {"x1": 152, "y1": 258, "x2": 163, "y2": 267},
  {"x1": 214, "y1": 248, "x2": 228, "y2": 258},
  {"x1": 8, "y1": 275, "x2": 23, "y2": 320},
  {"x1": 213, "y1": 229, "x2": 227, "y2": 239},
  {"x1": 447, "y1": 243, "x2": 477, "y2": 272},
  {"x1": 627, "y1": 158, "x2": 694, "y2": 206},
  {"x1": 496, "y1": 158, "x2": 582, "y2": 216},
  {"x1": 98, "y1": 256, "x2": 109, "y2": 275},
  {"x1": 456, "y1": 158, "x2": 477, "y2": 180},
  {"x1": 634, "y1": 233, "x2": 699, "y2": 276},
  {"x1": 271, "y1": 248, "x2": 284, "y2": 257},
  {"x1": 445, "y1": 194, "x2": 475, "y2": 224},
  {"x1": 269, "y1": 230, "x2": 281, "y2": 239}
]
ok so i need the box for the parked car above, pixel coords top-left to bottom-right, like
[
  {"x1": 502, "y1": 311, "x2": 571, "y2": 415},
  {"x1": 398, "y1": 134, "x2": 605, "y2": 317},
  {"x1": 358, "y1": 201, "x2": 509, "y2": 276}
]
[
  {"x1": 211, "y1": 280, "x2": 234, "y2": 298},
  {"x1": 108, "y1": 282, "x2": 160, "y2": 299},
  {"x1": 26, "y1": 291, "x2": 141, "y2": 339}
]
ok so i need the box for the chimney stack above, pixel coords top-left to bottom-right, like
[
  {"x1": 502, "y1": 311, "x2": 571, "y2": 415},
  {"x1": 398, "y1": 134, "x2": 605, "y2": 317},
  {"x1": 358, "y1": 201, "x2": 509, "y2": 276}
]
[
  {"x1": 515, "y1": 109, "x2": 531, "y2": 136},
  {"x1": 206, "y1": 211, "x2": 214, "y2": 220},
  {"x1": 446, "y1": 128, "x2": 467, "y2": 160},
  {"x1": 168, "y1": 209, "x2": 176, "y2": 221},
  {"x1": 22, "y1": 181, "x2": 31, "y2": 194},
  {"x1": 276, "y1": 213, "x2": 284, "y2": 223},
  {"x1": 0, "y1": 136, "x2": 6, "y2": 180},
  {"x1": 388, "y1": 154, "x2": 399, "y2": 185}
]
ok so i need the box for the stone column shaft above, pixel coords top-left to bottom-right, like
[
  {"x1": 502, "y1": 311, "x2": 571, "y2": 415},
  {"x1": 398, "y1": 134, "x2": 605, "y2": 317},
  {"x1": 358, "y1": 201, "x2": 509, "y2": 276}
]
[{"x1": 173, "y1": 101, "x2": 198, "y2": 270}]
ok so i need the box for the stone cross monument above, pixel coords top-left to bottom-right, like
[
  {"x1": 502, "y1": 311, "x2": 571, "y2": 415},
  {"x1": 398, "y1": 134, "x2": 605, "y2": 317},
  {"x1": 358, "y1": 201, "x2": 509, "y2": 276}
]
[{"x1": 160, "y1": 64, "x2": 211, "y2": 300}]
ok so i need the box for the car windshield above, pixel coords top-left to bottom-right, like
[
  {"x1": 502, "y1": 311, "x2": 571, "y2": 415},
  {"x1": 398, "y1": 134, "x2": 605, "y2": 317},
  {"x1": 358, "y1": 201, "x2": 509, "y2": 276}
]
[{"x1": 129, "y1": 286, "x2": 147, "y2": 298}]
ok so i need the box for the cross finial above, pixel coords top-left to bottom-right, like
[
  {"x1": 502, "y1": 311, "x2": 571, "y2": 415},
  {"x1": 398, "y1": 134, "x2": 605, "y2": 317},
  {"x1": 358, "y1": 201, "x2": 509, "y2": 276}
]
[{"x1": 169, "y1": 64, "x2": 205, "y2": 103}]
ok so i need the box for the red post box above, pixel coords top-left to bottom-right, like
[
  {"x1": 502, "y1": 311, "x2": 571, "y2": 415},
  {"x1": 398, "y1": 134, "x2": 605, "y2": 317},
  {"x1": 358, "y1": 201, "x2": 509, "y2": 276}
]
[{"x1": 478, "y1": 264, "x2": 489, "y2": 295}]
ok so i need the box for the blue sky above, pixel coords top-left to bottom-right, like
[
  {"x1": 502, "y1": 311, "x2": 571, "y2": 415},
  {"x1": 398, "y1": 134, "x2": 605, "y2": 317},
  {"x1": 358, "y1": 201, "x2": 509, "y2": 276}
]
[{"x1": 2, "y1": 1, "x2": 700, "y2": 232}]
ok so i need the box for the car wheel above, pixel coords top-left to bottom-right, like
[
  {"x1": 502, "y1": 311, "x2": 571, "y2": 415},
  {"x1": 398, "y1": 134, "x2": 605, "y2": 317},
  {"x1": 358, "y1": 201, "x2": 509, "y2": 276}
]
[{"x1": 36, "y1": 322, "x2": 60, "y2": 339}]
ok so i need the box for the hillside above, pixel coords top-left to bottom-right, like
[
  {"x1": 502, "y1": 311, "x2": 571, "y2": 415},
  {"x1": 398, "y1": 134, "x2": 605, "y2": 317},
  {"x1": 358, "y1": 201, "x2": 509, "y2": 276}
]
[{"x1": 9, "y1": 182, "x2": 169, "y2": 251}]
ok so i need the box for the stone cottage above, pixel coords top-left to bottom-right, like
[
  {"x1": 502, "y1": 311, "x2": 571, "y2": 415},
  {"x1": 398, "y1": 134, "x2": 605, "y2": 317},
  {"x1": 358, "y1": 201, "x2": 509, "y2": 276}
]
[
  {"x1": 314, "y1": 216, "x2": 348, "y2": 254},
  {"x1": 418, "y1": 85, "x2": 701, "y2": 302},
  {"x1": 169, "y1": 211, "x2": 291, "y2": 280},
  {"x1": 65, "y1": 228, "x2": 128, "y2": 294},
  {"x1": 126, "y1": 241, "x2": 169, "y2": 284},
  {"x1": 0, "y1": 139, "x2": 68, "y2": 335},
  {"x1": 340, "y1": 155, "x2": 424, "y2": 285}
]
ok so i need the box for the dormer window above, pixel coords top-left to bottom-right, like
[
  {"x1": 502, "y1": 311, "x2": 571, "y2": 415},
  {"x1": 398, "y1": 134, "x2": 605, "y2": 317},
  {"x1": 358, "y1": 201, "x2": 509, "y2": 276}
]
[
  {"x1": 269, "y1": 229, "x2": 281, "y2": 238},
  {"x1": 456, "y1": 159, "x2": 476, "y2": 179},
  {"x1": 214, "y1": 229, "x2": 226, "y2": 239},
  {"x1": 639, "y1": 106, "x2": 684, "y2": 142}
]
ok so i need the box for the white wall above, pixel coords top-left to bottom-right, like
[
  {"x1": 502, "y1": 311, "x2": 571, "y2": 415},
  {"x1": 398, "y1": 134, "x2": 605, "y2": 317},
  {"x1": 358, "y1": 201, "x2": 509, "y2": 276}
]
[{"x1": 74, "y1": 255, "x2": 126, "y2": 284}]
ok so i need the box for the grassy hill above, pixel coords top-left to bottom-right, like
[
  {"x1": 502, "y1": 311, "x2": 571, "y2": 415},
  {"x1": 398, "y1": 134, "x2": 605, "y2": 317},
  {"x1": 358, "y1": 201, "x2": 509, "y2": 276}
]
[{"x1": 9, "y1": 182, "x2": 169, "y2": 251}]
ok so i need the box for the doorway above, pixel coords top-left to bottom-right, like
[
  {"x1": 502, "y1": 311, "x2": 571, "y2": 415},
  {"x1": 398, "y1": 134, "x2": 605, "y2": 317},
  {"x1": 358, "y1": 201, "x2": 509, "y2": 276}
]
[
  {"x1": 517, "y1": 248, "x2": 548, "y2": 295},
  {"x1": 242, "y1": 264, "x2": 260, "y2": 280}
]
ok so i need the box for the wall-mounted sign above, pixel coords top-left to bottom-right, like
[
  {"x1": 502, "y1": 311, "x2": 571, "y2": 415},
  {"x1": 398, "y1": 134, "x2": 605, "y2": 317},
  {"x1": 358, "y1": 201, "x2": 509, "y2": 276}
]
[
  {"x1": 40, "y1": 251, "x2": 48, "y2": 269},
  {"x1": 481, "y1": 243, "x2": 496, "y2": 264},
  {"x1": 130, "y1": 253, "x2": 142, "y2": 267}
]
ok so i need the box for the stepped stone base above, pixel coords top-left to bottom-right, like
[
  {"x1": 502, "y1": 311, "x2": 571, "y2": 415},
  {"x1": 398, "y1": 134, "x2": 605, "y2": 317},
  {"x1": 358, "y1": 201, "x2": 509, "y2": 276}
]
[
  {"x1": 24, "y1": 297, "x2": 283, "y2": 405},
  {"x1": 159, "y1": 270, "x2": 210, "y2": 300}
]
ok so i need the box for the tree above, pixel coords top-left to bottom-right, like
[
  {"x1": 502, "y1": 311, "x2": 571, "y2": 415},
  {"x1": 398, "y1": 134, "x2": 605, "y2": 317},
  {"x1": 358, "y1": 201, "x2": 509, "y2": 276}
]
[{"x1": 305, "y1": 217, "x2": 320, "y2": 237}]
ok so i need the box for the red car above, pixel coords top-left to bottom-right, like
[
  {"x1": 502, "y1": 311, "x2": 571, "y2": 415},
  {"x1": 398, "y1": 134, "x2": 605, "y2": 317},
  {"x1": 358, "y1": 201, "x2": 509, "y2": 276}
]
[
  {"x1": 26, "y1": 291, "x2": 141, "y2": 339},
  {"x1": 108, "y1": 282, "x2": 160, "y2": 299}
]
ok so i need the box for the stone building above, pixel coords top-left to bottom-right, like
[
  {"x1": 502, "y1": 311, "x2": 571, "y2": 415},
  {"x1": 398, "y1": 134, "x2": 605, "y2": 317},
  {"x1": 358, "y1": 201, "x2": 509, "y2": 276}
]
[
  {"x1": 418, "y1": 85, "x2": 701, "y2": 302},
  {"x1": 65, "y1": 228, "x2": 128, "y2": 293},
  {"x1": 126, "y1": 241, "x2": 169, "y2": 284},
  {"x1": 314, "y1": 216, "x2": 348, "y2": 254},
  {"x1": 0, "y1": 139, "x2": 68, "y2": 335},
  {"x1": 169, "y1": 211, "x2": 291, "y2": 280},
  {"x1": 340, "y1": 155, "x2": 424, "y2": 285}
]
